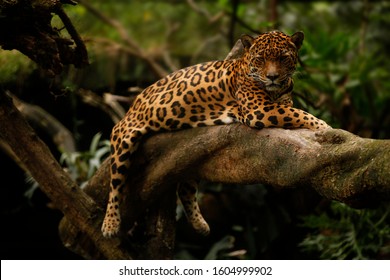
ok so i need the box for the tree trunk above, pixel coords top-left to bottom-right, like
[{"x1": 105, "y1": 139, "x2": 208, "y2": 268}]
[{"x1": 0, "y1": 92, "x2": 130, "y2": 259}]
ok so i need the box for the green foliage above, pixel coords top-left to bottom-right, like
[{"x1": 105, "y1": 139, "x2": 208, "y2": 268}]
[
  {"x1": 24, "y1": 133, "x2": 109, "y2": 200},
  {"x1": 2, "y1": 0, "x2": 389, "y2": 259},
  {"x1": 0, "y1": 50, "x2": 35, "y2": 84},
  {"x1": 60, "y1": 133, "x2": 110, "y2": 188},
  {"x1": 294, "y1": 2, "x2": 390, "y2": 137},
  {"x1": 293, "y1": 27, "x2": 390, "y2": 136},
  {"x1": 299, "y1": 201, "x2": 390, "y2": 259}
]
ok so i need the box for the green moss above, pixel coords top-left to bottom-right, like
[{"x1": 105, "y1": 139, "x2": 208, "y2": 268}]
[{"x1": 0, "y1": 50, "x2": 35, "y2": 84}]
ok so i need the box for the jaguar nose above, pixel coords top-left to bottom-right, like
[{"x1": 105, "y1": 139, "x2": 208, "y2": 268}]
[{"x1": 266, "y1": 73, "x2": 280, "y2": 81}]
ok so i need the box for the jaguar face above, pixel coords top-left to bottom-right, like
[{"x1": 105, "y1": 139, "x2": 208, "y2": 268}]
[
  {"x1": 248, "y1": 51, "x2": 298, "y2": 92},
  {"x1": 242, "y1": 31, "x2": 304, "y2": 92}
]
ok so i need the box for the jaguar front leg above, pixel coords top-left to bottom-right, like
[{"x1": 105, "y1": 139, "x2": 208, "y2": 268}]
[
  {"x1": 236, "y1": 91, "x2": 330, "y2": 130},
  {"x1": 265, "y1": 105, "x2": 330, "y2": 130}
]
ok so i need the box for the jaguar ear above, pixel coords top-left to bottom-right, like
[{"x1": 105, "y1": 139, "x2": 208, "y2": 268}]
[
  {"x1": 241, "y1": 34, "x2": 255, "y2": 51},
  {"x1": 291, "y1": 31, "x2": 304, "y2": 50}
]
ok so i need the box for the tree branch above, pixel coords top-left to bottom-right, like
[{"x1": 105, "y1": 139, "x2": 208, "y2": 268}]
[
  {"x1": 0, "y1": 92, "x2": 131, "y2": 259},
  {"x1": 10, "y1": 92, "x2": 77, "y2": 153},
  {"x1": 130, "y1": 125, "x2": 390, "y2": 207},
  {"x1": 78, "y1": 0, "x2": 168, "y2": 78},
  {"x1": 59, "y1": 123, "x2": 390, "y2": 258}
]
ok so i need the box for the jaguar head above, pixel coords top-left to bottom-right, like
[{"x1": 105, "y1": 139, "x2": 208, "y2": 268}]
[{"x1": 241, "y1": 30, "x2": 304, "y2": 92}]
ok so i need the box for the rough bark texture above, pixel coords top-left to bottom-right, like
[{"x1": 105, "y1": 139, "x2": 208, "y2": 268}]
[
  {"x1": 2, "y1": 88, "x2": 390, "y2": 259},
  {"x1": 0, "y1": 0, "x2": 88, "y2": 75},
  {"x1": 125, "y1": 124, "x2": 390, "y2": 208},
  {"x1": 0, "y1": 93, "x2": 130, "y2": 259},
  {"x1": 59, "y1": 121, "x2": 390, "y2": 259}
]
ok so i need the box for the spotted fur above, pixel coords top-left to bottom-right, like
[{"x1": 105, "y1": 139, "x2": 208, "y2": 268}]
[{"x1": 101, "y1": 31, "x2": 330, "y2": 237}]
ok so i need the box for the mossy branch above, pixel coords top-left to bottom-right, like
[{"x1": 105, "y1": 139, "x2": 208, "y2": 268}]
[{"x1": 59, "y1": 123, "x2": 390, "y2": 259}]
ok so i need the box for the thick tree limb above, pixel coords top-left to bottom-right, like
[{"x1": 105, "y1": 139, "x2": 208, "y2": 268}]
[
  {"x1": 0, "y1": 92, "x2": 130, "y2": 259},
  {"x1": 59, "y1": 122, "x2": 390, "y2": 259},
  {"x1": 122, "y1": 125, "x2": 390, "y2": 208},
  {"x1": 10, "y1": 92, "x2": 77, "y2": 153},
  {"x1": 2, "y1": 84, "x2": 389, "y2": 259}
]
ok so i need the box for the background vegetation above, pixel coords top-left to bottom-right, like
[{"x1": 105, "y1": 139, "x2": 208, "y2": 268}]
[{"x1": 1, "y1": 0, "x2": 389, "y2": 259}]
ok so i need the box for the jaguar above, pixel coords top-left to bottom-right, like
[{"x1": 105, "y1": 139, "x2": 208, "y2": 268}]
[{"x1": 101, "y1": 30, "x2": 330, "y2": 237}]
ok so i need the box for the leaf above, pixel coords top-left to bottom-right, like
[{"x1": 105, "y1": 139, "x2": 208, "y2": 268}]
[{"x1": 204, "y1": 235, "x2": 236, "y2": 260}]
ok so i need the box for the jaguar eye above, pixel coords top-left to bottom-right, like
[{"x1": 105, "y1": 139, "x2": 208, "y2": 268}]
[
  {"x1": 251, "y1": 57, "x2": 264, "y2": 65},
  {"x1": 280, "y1": 54, "x2": 289, "y2": 62}
]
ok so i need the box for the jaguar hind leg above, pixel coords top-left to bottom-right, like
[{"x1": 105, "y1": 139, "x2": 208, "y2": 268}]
[
  {"x1": 178, "y1": 181, "x2": 210, "y2": 236},
  {"x1": 101, "y1": 124, "x2": 143, "y2": 237}
]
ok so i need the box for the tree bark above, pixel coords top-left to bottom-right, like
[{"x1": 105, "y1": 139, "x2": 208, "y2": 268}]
[
  {"x1": 122, "y1": 124, "x2": 390, "y2": 208},
  {"x1": 2, "y1": 87, "x2": 389, "y2": 259},
  {"x1": 0, "y1": 92, "x2": 130, "y2": 259},
  {"x1": 59, "y1": 120, "x2": 390, "y2": 259},
  {"x1": 0, "y1": 0, "x2": 88, "y2": 75}
]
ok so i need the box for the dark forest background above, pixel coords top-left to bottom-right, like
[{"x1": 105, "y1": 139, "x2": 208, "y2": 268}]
[{"x1": 1, "y1": 0, "x2": 389, "y2": 260}]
